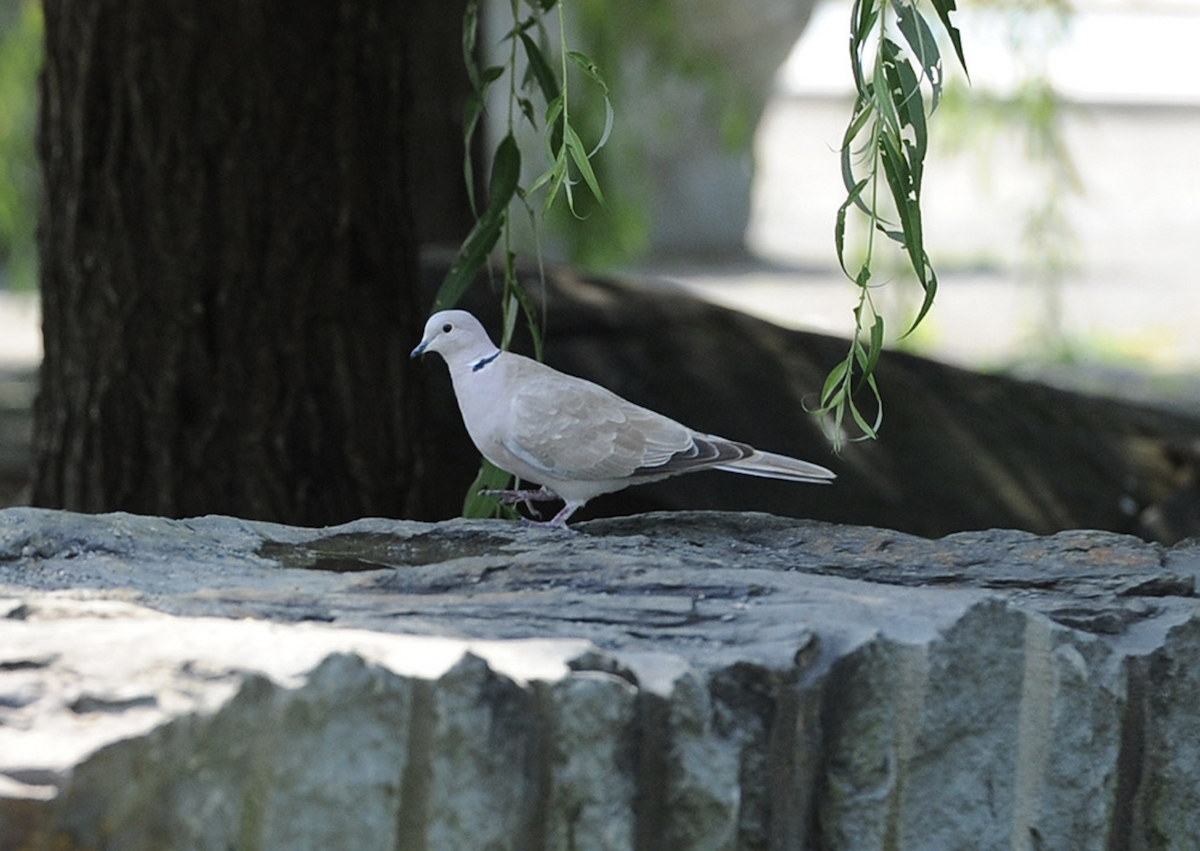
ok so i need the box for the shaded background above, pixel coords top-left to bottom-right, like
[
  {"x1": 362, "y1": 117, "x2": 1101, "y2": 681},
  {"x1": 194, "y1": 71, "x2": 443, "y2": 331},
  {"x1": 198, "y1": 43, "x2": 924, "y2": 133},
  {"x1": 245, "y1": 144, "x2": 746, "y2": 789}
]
[{"x1": 1, "y1": 0, "x2": 1198, "y2": 533}]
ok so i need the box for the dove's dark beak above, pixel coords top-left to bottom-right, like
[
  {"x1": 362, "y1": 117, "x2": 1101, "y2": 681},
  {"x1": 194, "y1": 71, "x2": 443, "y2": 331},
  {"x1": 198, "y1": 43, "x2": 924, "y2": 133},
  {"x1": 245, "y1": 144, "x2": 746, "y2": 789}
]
[{"x1": 410, "y1": 340, "x2": 428, "y2": 359}]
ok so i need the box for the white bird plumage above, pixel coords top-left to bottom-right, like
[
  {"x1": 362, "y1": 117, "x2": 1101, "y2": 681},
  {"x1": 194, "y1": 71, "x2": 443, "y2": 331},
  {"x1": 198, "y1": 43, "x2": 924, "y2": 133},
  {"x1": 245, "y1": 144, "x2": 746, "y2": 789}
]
[{"x1": 411, "y1": 309, "x2": 835, "y2": 529}]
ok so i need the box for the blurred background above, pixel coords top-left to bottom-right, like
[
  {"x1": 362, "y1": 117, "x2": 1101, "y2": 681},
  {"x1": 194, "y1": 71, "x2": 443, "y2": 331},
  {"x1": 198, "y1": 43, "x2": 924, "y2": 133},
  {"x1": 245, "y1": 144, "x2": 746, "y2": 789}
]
[
  {"x1": 2, "y1": 0, "x2": 1199, "y2": 507},
  {"x1": 5, "y1": 0, "x2": 1200, "y2": 374},
  {"x1": 669, "y1": 0, "x2": 1200, "y2": 388},
  {"x1": 0, "y1": 0, "x2": 38, "y2": 359}
]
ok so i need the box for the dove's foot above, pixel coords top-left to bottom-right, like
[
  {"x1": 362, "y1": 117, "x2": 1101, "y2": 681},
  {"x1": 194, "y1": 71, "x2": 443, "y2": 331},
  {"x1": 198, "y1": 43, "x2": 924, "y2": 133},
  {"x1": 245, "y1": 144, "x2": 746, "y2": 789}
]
[
  {"x1": 482, "y1": 486, "x2": 557, "y2": 504},
  {"x1": 480, "y1": 487, "x2": 582, "y2": 530},
  {"x1": 481, "y1": 486, "x2": 558, "y2": 519}
]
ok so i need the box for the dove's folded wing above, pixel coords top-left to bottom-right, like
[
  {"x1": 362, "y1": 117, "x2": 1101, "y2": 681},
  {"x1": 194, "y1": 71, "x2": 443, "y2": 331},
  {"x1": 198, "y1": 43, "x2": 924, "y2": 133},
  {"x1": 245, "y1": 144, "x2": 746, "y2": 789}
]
[{"x1": 504, "y1": 367, "x2": 696, "y2": 482}]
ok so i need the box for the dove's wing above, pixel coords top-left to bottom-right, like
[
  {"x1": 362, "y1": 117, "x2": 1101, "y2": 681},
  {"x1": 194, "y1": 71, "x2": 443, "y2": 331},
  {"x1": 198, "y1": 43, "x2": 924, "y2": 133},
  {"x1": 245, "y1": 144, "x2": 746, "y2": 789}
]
[{"x1": 502, "y1": 363, "x2": 697, "y2": 482}]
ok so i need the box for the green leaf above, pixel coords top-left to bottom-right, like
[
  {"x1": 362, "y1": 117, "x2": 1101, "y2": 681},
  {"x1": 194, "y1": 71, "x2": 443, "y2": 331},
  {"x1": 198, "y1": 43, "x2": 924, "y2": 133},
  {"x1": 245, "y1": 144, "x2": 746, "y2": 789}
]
[
  {"x1": 852, "y1": 0, "x2": 880, "y2": 46},
  {"x1": 432, "y1": 214, "x2": 503, "y2": 313},
  {"x1": 873, "y1": 125, "x2": 937, "y2": 337},
  {"x1": 501, "y1": 264, "x2": 521, "y2": 348},
  {"x1": 863, "y1": 313, "x2": 885, "y2": 377},
  {"x1": 542, "y1": 94, "x2": 565, "y2": 160},
  {"x1": 872, "y1": 48, "x2": 903, "y2": 138},
  {"x1": 839, "y1": 99, "x2": 875, "y2": 213},
  {"x1": 834, "y1": 195, "x2": 851, "y2": 275},
  {"x1": 878, "y1": 129, "x2": 911, "y2": 218},
  {"x1": 507, "y1": 275, "x2": 546, "y2": 361},
  {"x1": 460, "y1": 1, "x2": 507, "y2": 216},
  {"x1": 854, "y1": 263, "x2": 872, "y2": 289},
  {"x1": 539, "y1": 159, "x2": 570, "y2": 214},
  {"x1": 462, "y1": 0, "x2": 482, "y2": 87},
  {"x1": 567, "y1": 50, "x2": 608, "y2": 91},
  {"x1": 878, "y1": 130, "x2": 917, "y2": 223},
  {"x1": 462, "y1": 92, "x2": 484, "y2": 213},
  {"x1": 835, "y1": 178, "x2": 869, "y2": 276},
  {"x1": 517, "y1": 96, "x2": 536, "y2": 128},
  {"x1": 462, "y1": 460, "x2": 516, "y2": 519},
  {"x1": 526, "y1": 156, "x2": 559, "y2": 202},
  {"x1": 828, "y1": 0, "x2": 966, "y2": 444},
  {"x1": 563, "y1": 122, "x2": 605, "y2": 207},
  {"x1": 590, "y1": 96, "x2": 615, "y2": 158},
  {"x1": 850, "y1": 0, "x2": 881, "y2": 90},
  {"x1": 848, "y1": 382, "x2": 883, "y2": 437},
  {"x1": 905, "y1": 262, "x2": 938, "y2": 335},
  {"x1": 885, "y1": 49, "x2": 927, "y2": 160},
  {"x1": 930, "y1": 0, "x2": 969, "y2": 79},
  {"x1": 488, "y1": 132, "x2": 522, "y2": 204},
  {"x1": 518, "y1": 31, "x2": 559, "y2": 104},
  {"x1": 432, "y1": 134, "x2": 522, "y2": 312},
  {"x1": 820, "y1": 357, "x2": 851, "y2": 406},
  {"x1": 891, "y1": 0, "x2": 942, "y2": 106}
]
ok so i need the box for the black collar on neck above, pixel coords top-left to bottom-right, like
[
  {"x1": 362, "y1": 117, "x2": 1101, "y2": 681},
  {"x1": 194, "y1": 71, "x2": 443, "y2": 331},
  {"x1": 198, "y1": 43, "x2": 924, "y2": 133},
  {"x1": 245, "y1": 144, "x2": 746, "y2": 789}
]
[{"x1": 471, "y1": 350, "x2": 501, "y2": 372}]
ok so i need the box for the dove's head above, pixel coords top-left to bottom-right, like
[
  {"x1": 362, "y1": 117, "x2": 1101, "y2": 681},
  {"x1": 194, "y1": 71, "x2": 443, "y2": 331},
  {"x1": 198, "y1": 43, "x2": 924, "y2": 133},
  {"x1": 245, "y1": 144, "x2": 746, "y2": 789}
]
[{"x1": 410, "y1": 310, "x2": 499, "y2": 366}]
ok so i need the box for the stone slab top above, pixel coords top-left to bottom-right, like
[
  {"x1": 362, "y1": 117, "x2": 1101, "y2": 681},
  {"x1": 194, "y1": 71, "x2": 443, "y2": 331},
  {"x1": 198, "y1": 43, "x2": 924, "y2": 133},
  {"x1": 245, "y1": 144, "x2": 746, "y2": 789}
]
[
  {"x1": 1, "y1": 507, "x2": 1198, "y2": 816},
  {"x1": 2, "y1": 507, "x2": 1197, "y2": 669}
]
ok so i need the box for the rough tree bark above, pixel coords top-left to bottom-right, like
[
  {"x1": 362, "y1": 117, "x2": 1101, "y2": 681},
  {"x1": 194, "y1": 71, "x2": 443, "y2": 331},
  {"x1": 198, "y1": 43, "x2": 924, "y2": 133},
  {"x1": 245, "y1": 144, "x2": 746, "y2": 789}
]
[
  {"x1": 34, "y1": 0, "x2": 435, "y2": 524},
  {"x1": 408, "y1": 0, "x2": 477, "y2": 247}
]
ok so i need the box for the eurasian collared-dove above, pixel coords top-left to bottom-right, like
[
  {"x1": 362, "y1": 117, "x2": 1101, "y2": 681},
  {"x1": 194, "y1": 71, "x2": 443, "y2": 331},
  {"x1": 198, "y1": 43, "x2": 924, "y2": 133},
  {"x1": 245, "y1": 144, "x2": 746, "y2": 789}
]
[{"x1": 411, "y1": 309, "x2": 835, "y2": 528}]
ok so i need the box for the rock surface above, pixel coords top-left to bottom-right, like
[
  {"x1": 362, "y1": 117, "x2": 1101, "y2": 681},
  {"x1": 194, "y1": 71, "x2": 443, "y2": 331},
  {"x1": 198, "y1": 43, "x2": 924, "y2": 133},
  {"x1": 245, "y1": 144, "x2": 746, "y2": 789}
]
[{"x1": 2, "y1": 507, "x2": 1200, "y2": 850}]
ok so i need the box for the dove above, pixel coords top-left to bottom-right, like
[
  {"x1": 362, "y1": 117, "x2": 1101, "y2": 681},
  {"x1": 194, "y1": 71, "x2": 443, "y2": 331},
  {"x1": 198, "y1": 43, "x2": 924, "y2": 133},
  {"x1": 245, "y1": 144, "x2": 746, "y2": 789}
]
[{"x1": 411, "y1": 309, "x2": 835, "y2": 528}]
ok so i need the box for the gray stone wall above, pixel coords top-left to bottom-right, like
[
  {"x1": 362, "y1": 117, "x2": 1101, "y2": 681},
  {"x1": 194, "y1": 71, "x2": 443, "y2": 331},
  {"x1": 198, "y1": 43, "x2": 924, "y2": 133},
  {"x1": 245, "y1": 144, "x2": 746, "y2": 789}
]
[{"x1": 2, "y1": 508, "x2": 1198, "y2": 850}]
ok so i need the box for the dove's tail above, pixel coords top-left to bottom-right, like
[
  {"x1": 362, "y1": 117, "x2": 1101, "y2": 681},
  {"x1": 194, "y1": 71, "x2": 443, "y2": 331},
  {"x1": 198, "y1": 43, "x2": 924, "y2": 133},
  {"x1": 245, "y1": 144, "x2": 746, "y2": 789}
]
[{"x1": 715, "y1": 449, "x2": 836, "y2": 484}]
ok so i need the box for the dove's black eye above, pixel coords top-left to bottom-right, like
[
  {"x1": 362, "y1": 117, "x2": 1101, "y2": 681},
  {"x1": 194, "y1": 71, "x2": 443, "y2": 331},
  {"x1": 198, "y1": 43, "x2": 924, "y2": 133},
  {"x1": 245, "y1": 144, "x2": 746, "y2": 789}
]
[{"x1": 442, "y1": 323, "x2": 453, "y2": 333}]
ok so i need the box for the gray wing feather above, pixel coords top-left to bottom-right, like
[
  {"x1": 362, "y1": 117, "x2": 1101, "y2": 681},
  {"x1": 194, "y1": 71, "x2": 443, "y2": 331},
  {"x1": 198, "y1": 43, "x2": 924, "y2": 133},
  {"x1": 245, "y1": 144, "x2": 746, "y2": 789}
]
[
  {"x1": 501, "y1": 359, "x2": 836, "y2": 485},
  {"x1": 505, "y1": 368, "x2": 694, "y2": 481}
]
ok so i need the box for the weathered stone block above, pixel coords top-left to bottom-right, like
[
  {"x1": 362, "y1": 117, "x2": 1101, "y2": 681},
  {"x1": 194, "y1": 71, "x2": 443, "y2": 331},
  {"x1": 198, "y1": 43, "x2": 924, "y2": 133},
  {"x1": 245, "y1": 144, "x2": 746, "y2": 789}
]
[{"x1": 1, "y1": 507, "x2": 1198, "y2": 850}]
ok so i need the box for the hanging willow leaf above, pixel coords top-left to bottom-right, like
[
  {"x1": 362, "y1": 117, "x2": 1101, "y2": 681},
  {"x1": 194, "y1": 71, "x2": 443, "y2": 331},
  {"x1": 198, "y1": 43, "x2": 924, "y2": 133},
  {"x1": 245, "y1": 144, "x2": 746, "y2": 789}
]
[
  {"x1": 462, "y1": 66, "x2": 505, "y2": 212},
  {"x1": 462, "y1": 460, "x2": 519, "y2": 520},
  {"x1": 891, "y1": 0, "x2": 943, "y2": 105},
  {"x1": 840, "y1": 98, "x2": 876, "y2": 216},
  {"x1": 462, "y1": 0, "x2": 482, "y2": 88},
  {"x1": 886, "y1": 53, "x2": 927, "y2": 187},
  {"x1": 563, "y1": 121, "x2": 605, "y2": 206},
  {"x1": 909, "y1": 264, "x2": 939, "y2": 332},
  {"x1": 566, "y1": 50, "x2": 606, "y2": 86},
  {"x1": 820, "y1": 357, "x2": 851, "y2": 408},
  {"x1": 850, "y1": 0, "x2": 880, "y2": 91},
  {"x1": 835, "y1": 177, "x2": 869, "y2": 276},
  {"x1": 872, "y1": 53, "x2": 903, "y2": 138},
  {"x1": 568, "y1": 51, "x2": 614, "y2": 156},
  {"x1": 519, "y1": 31, "x2": 560, "y2": 105},
  {"x1": 432, "y1": 133, "x2": 522, "y2": 312},
  {"x1": 815, "y1": 0, "x2": 967, "y2": 448},
  {"x1": 451, "y1": 1, "x2": 613, "y2": 518},
  {"x1": 930, "y1": 0, "x2": 969, "y2": 77}
]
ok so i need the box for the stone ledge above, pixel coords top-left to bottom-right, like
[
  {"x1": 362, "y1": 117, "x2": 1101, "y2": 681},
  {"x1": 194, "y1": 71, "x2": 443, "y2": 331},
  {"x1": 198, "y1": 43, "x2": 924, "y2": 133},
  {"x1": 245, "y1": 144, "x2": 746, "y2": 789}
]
[{"x1": 1, "y1": 507, "x2": 1198, "y2": 850}]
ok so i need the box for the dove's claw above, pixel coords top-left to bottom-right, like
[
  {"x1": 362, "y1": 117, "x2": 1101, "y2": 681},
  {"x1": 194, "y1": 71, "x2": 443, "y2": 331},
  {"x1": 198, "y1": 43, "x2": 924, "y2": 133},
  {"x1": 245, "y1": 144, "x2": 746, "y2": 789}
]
[{"x1": 481, "y1": 486, "x2": 557, "y2": 519}]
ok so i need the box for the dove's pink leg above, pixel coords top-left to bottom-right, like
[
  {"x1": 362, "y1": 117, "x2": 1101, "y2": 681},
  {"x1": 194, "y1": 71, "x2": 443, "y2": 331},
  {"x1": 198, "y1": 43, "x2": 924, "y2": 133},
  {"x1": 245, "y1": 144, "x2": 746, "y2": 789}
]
[{"x1": 522, "y1": 502, "x2": 580, "y2": 531}]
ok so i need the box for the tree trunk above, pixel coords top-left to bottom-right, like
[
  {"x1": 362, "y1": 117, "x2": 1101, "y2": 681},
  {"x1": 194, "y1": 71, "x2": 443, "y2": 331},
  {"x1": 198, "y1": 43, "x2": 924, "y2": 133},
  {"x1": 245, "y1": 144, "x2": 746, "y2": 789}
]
[
  {"x1": 408, "y1": 0, "x2": 477, "y2": 247},
  {"x1": 35, "y1": 0, "x2": 428, "y2": 524}
]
